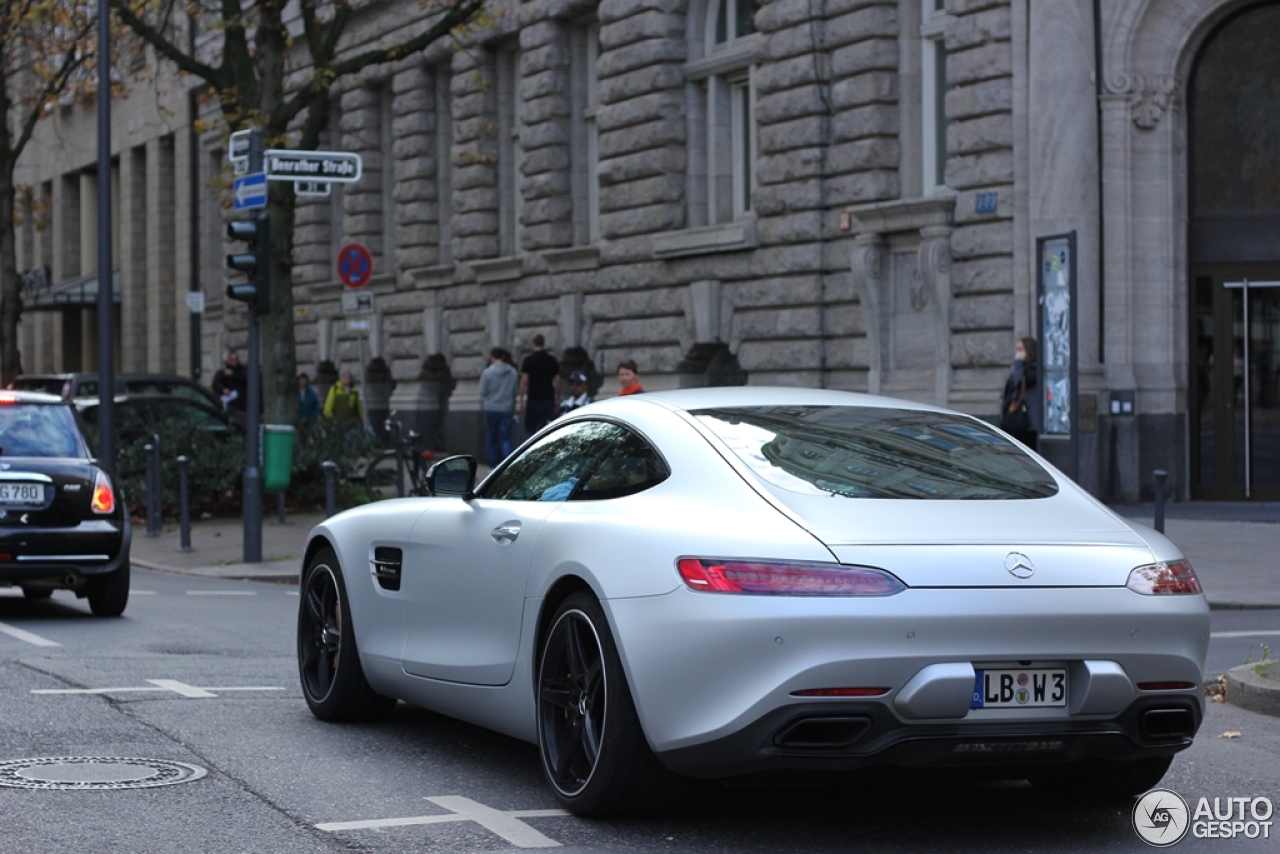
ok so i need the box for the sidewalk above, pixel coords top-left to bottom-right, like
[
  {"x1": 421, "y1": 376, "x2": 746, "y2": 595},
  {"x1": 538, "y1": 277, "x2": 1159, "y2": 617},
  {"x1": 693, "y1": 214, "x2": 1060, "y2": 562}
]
[{"x1": 130, "y1": 504, "x2": 1280, "y2": 607}]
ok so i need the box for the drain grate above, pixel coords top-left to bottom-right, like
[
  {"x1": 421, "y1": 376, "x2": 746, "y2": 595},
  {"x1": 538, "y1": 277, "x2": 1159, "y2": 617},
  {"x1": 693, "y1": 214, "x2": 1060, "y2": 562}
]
[{"x1": 0, "y1": 757, "x2": 207, "y2": 790}]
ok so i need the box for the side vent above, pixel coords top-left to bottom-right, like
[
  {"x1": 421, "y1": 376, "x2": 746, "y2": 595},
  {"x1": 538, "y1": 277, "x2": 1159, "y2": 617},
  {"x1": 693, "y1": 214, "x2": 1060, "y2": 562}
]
[{"x1": 371, "y1": 547, "x2": 403, "y2": 591}]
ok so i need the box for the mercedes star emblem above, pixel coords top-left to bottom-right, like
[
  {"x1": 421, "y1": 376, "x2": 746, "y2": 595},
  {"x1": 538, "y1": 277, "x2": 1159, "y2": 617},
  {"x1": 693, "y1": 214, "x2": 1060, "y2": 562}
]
[{"x1": 1004, "y1": 552, "x2": 1035, "y2": 579}]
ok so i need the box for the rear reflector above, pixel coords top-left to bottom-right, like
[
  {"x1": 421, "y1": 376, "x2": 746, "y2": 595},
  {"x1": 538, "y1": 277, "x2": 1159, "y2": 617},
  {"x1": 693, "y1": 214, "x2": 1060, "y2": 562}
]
[
  {"x1": 1137, "y1": 681, "x2": 1196, "y2": 691},
  {"x1": 1126, "y1": 560, "x2": 1201, "y2": 595},
  {"x1": 791, "y1": 687, "x2": 891, "y2": 697},
  {"x1": 91, "y1": 471, "x2": 115, "y2": 514},
  {"x1": 677, "y1": 558, "x2": 905, "y2": 596}
]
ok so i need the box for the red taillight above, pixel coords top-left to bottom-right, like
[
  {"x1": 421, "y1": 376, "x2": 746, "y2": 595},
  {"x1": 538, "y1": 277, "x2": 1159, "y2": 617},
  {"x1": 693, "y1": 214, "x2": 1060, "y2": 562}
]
[
  {"x1": 91, "y1": 471, "x2": 115, "y2": 514},
  {"x1": 0, "y1": 394, "x2": 16, "y2": 405},
  {"x1": 791, "y1": 687, "x2": 891, "y2": 697},
  {"x1": 677, "y1": 558, "x2": 905, "y2": 596},
  {"x1": 1126, "y1": 559, "x2": 1201, "y2": 595},
  {"x1": 0, "y1": 553, "x2": 11, "y2": 563},
  {"x1": 1137, "y1": 681, "x2": 1196, "y2": 691}
]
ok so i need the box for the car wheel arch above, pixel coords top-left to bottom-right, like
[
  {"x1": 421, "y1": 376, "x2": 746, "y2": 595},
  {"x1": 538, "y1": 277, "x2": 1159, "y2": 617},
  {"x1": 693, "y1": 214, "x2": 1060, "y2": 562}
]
[{"x1": 301, "y1": 534, "x2": 338, "y2": 584}]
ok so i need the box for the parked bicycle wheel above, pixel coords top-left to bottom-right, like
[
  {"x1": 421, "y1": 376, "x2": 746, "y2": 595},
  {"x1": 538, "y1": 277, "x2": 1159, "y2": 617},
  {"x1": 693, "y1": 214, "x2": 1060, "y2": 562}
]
[{"x1": 364, "y1": 451, "x2": 410, "y2": 500}]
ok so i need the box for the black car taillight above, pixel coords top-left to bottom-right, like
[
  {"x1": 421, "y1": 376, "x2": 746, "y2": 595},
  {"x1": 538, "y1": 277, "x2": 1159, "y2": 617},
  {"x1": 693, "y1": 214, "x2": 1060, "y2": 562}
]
[{"x1": 91, "y1": 470, "x2": 115, "y2": 514}]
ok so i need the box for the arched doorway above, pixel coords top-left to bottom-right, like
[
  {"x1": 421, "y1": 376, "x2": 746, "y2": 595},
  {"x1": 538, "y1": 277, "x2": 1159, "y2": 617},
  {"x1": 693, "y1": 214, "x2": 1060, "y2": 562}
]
[{"x1": 1188, "y1": 2, "x2": 1280, "y2": 500}]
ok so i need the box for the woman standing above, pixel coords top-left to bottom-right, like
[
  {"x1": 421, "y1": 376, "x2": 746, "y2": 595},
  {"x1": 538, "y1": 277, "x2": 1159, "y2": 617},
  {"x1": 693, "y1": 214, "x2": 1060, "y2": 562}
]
[{"x1": 1000, "y1": 336, "x2": 1041, "y2": 449}]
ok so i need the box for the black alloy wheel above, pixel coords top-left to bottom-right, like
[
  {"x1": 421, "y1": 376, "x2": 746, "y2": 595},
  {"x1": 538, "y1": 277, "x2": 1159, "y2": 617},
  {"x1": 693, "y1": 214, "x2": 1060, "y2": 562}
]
[
  {"x1": 297, "y1": 548, "x2": 395, "y2": 721},
  {"x1": 536, "y1": 591, "x2": 687, "y2": 816}
]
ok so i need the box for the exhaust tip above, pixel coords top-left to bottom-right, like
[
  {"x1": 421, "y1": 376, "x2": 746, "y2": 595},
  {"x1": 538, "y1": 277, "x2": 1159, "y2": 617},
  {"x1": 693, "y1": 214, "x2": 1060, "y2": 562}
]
[
  {"x1": 1141, "y1": 708, "x2": 1195, "y2": 740},
  {"x1": 774, "y1": 716, "x2": 872, "y2": 751}
]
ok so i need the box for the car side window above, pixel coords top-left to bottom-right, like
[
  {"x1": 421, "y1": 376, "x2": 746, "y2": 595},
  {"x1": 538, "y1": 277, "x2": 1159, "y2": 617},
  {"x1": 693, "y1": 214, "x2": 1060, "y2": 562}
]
[
  {"x1": 481, "y1": 420, "x2": 624, "y2": 501},
  {"x1": 573, "y1": 428, "x2": 669, "y2": 501}
]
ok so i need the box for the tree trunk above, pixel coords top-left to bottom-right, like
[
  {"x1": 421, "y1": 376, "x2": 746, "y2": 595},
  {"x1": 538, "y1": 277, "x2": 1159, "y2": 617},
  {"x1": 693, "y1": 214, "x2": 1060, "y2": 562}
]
[
  {"x1": 0, "y1": 169, "x2": 22, "y2": 385},
  {"x1": 261, "y1": 190, "x2": 298, "y2": 425}
]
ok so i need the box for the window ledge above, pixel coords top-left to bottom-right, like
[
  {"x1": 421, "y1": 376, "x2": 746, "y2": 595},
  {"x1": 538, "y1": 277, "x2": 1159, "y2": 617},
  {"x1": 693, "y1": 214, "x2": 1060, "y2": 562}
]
[
  {"x1": 685, "y1": 34, "x2": 763, "y2": 80},
  {"x1": 652, "y1": 219, "x2": 757, "y2": 259},
  {"x1": 543, "y1": 245, "x2": 600, "y2": 273},
  {"x1": 468, "y1": 256, "x2": 523, "y2": 284},
  {"x1": 407, "y1": 263, "x2": 456, "y2": 289},
  {"x1": 847, "y1": 194, "x2": 956, "y2": 235}
]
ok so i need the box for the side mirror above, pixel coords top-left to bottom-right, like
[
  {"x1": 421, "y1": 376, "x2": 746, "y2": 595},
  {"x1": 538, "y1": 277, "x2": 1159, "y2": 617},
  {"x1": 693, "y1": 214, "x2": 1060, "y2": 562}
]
[{"x1": 426, "y1": 454, "x2": 477, "y2": 498}]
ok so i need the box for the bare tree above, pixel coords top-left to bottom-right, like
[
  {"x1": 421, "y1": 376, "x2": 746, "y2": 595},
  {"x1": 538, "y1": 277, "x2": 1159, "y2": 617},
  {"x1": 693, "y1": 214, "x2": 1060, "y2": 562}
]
[
  {"x1": 0, "y1": 0, "x2": 100, "y2": 384},
  {"x1": 112, "y1": 0, "x2": 485, "y2": 422}
]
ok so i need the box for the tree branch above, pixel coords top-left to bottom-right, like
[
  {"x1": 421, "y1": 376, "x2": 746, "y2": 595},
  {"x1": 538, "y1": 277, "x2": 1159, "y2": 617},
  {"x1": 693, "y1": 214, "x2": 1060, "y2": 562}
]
[
  {"x1": 110, "y1": 0, "x2": 222, "y2": 84},
  {"x1": 327, "y1": 0, "x2": 483, "y2": 80}
]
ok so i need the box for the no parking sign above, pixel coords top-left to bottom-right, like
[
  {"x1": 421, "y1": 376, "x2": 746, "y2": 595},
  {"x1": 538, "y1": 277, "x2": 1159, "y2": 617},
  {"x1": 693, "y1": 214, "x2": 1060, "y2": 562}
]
[{"x1": 337, "y1": 244, "x2": 373, "y2": 288}]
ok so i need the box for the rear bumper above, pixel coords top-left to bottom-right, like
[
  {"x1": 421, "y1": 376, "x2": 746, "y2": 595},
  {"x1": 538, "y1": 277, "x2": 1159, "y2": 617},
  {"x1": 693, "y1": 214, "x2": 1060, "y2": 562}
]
[
  {"x1": 655, "y1": 692, "x2": 1202, "y2": 780},
  {"x1": 0, "y1": 517, "x2": 131, "y2": 587}
]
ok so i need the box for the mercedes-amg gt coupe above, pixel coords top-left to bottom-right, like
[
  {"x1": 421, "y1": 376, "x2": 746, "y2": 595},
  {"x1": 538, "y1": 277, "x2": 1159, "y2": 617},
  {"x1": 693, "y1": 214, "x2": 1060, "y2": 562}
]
[{"x1": 296, "y1": 387, "x2": 1207, "y2": 816}]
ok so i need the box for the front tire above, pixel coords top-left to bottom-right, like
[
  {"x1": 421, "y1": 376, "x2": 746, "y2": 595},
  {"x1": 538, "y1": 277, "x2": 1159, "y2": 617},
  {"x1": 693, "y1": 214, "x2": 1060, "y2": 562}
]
[
  {"x1": 536, "y1": 591, "x2": 686, "y2": 816},
  {"x1": 297, "y1": 547, "x2": 396, "y2": 721},
  {"x1": 87, "y1": 563, "x2": 130, "y2": 617}
]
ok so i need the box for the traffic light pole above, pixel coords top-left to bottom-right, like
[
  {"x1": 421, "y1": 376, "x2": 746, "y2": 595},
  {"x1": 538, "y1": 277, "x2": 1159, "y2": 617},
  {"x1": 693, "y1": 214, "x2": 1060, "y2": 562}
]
[{"x1": 243, "y1": 130, "x2": 265, "y2": 564}]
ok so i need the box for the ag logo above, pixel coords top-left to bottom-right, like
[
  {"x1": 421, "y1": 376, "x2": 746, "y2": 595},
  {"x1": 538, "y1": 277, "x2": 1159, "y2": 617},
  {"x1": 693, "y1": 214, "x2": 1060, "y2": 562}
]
[{"x1": 1132, "y1": 788, "x2": 1190, "y2": 846}]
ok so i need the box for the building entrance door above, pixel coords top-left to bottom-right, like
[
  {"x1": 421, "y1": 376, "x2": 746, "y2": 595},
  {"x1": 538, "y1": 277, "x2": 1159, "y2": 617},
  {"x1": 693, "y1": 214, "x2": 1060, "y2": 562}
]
[{"x1": 1190, "y1": 266, "x2": 1280, "y2": 500}]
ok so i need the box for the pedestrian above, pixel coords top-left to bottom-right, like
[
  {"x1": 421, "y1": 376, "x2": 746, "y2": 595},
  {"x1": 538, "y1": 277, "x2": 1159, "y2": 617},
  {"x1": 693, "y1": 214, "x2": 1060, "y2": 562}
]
[
  {"x1": 558, "y1": 371, "x2": 594, "y2": 418},
  {"x1": 297, "y1": 372, "x2": 320, "y2": 421},
  {"x1": 617, "y1": 359, "x2": 645, "y2": 396},
  {"x1": 479, "y1": 346, "x2": 519, "y2": 468},
  {"x1": 519, "y1": 334, "x2": 561, "y2": 434},
  {"x1": 324, "y1": 370, "x2": 365, "y2": 430},
  {"x1": 212, "y1": 350, "x2": 247, "y2": 413},
  {"x1": 1000, "y1": 336, "x2": 1041, "y2": 448}
]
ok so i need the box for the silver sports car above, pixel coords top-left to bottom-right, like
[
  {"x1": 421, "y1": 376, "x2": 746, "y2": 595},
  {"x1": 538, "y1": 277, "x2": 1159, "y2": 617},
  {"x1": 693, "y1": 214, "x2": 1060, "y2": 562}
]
[{"x1": 296, "y1": 387, "x2": 1208, "y2": 816}]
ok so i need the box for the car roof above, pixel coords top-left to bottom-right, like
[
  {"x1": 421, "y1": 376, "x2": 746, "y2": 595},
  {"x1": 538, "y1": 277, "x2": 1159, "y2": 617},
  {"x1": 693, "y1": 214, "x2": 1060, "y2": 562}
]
[
  {"x1": 596, "y1": 386, "x2": 951, "y2": 414},
  {"x1": 0, "y1": 390, "x2": 71, "y2": 404}
]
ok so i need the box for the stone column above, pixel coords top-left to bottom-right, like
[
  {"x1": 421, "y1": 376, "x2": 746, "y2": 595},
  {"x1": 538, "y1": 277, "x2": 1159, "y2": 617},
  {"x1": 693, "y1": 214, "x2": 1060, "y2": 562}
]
[
  {"x1": 392, "y1": 64, "x2": 442, "y2": 279},
  {"x1": 518, "y1": 20, "x2": 572, "y2": 250},
  {"x1": 849, "y1": 232, "x2": 887, "y2": 395},
  {"x1": 145, "y1": 134, "x2": 177, "y2": 372},
  {"x1": 340, "y1": 85, "x2": 385, "y2": 262},
  {"x1": 119, "y1": 146, "x2": 148, "y2": 372},
  {"x1": 452, "y1": 49, "x2": 499, "y2": 261}
]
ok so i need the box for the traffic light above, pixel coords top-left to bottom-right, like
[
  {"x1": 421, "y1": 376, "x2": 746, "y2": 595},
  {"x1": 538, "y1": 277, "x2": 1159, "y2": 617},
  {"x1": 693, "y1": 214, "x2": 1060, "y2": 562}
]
[{"x1": 226, "y1": 212, "x2": 270, "y2": 315}]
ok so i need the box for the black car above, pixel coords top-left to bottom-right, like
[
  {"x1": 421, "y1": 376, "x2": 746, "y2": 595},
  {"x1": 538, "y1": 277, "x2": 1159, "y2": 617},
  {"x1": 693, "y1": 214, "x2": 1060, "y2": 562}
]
[
  {"x1": 10, "y1": 372, "x2": 223, "y2": 411},
  {"x1": 0, "y1": 391, "x2": 131, "y2": 616},
  {"x1": 76, "y1": 394, "x2": 238, "y2": 443}
]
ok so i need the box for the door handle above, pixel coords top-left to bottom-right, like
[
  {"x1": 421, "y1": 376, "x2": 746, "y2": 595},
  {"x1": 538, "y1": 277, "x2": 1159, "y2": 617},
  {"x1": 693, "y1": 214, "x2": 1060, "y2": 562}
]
[{"x1": 491, "y1": 522, "x2": 521, "y2": 543}]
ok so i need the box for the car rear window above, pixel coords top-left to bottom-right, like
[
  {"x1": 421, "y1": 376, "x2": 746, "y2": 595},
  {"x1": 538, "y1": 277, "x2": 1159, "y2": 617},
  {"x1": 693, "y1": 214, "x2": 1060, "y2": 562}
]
[
  {"x1": 0, "y1": 403, "x2": 82, "y2": 458},
  {"x1": 693, "y1": 406, "x2": 1058, "y2": 500}
]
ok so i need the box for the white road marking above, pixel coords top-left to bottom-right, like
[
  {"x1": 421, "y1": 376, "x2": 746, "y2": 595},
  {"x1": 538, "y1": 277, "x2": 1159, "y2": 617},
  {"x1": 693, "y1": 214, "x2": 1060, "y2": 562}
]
[
  {"x1": 31, "y1": 680, "x2": 283, "y2": 698},
  {"x1": 317, "y1": 796, "x2": 570, "y2": 847},
  {"x1": 185, "y1": 590, "x2": 256, "y2": 596},
  {"x1": 285, "y1": 591, "x2": 299, "y2": 596},
  {"x1": 1210, "y1": 630, "x2": 1280, "y2": 638},
  {"x1": 0, "y1": 621, "x2": 60, "y2": 647},
  {"x1": 131, "y1": 590, "x2": 157, "y2": 595}
]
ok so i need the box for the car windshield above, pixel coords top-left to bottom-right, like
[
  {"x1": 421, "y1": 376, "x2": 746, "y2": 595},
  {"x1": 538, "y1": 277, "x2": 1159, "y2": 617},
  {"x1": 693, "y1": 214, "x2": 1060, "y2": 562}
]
[
  {"x1": 0, "y1": 403, "x2": 82, "y2": 457},
  {"x1": 693, "y1": 405, "x2": 1058, "y2": 500}
]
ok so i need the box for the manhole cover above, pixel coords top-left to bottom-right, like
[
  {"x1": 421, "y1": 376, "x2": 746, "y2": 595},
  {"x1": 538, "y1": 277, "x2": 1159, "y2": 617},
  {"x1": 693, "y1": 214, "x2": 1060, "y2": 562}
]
[{"x1": 0, "y1": 757, "x2": 207, "y2": 790}]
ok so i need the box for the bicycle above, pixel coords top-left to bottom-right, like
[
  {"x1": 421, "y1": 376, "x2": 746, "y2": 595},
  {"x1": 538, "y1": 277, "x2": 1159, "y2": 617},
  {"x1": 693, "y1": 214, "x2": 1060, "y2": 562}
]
[{"x1": 364, "y1": 414, "x2": 436, "y2": 500}]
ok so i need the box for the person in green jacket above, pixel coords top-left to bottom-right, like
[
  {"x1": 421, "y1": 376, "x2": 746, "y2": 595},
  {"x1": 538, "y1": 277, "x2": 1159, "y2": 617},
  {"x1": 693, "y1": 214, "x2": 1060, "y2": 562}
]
[{"x1": 323, "y1": 371, "x2": 365, "y2": 430}]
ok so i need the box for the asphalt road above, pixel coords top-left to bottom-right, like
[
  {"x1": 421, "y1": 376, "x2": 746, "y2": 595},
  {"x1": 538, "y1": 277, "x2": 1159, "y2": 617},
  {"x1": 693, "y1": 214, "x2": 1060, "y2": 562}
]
[{"x1": 1, "y1": 570, "x2": 1278, "y2": 853}]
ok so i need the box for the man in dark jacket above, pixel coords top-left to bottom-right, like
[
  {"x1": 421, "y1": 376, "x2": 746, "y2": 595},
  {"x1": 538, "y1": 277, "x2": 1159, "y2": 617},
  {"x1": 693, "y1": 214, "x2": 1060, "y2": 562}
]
[
  {"x1": 212, "y1": 351, "x2": 248, "y2": 413},
  {"x1": 519, "y1": 334, "x2": 560, "y2": 434}
]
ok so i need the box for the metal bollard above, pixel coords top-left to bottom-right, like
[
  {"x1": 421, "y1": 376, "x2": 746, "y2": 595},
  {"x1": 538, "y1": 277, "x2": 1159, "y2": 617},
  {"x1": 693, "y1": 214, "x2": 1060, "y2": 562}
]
[
  {"x1": 177, "y1": 455, "x2": 192, "y2": 552},
  {"x1": 1153, "y1": 469, "x2": 1168, "y2": 534},
  {"x1": 144, "y1": 442, "x2": 160, "y2": 537},
  {"x1": 278, "y1": 491, "x2": 287, "y2": 525},
  {"x1": 322, "y1": 461, "x2": 337, "y2": 519}
]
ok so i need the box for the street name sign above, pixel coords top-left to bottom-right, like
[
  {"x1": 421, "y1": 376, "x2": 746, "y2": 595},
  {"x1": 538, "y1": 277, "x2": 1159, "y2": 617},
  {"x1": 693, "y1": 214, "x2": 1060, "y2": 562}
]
[
  {"x1": 232, "y1": 172, "x2": 267, "y2": 211},
  {"x1": 265, "y1": 150, "x2": 362, "y2": 183}
]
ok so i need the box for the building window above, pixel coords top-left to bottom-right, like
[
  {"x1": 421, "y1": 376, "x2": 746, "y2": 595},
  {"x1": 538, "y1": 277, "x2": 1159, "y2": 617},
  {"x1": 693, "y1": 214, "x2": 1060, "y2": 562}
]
[
  {"x1": 571, "y1": 22, "x2": 600, "y2": 244},
  {"x1": 687, "y1": 0, "x2": 759, "y2": 227},
  {"x1": 921, "y1": 0, "x2": 949, "y2": 195},
  {"x1": 496, "y1": 46, "x2": 522, "y2": 256}
]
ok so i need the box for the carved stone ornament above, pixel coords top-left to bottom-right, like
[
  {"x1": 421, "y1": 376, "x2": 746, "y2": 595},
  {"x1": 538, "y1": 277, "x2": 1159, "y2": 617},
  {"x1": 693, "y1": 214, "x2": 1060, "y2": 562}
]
[{"x1": 1124, "y1": 74, "x2": 1179, "y2": 130}]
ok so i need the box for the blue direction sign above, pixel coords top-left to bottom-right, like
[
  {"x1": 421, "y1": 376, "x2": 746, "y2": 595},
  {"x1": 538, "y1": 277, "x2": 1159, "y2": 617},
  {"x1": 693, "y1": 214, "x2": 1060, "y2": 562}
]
[{"x1": 233, "y1": 172, "x2": 267, "y2": 210}]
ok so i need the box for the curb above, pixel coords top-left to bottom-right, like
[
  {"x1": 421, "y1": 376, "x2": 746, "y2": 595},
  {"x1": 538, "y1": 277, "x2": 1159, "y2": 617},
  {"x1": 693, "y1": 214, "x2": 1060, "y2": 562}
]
[
  {"x1": 132, "y1": 558, "x2": 299, "y2": 584},
  {"x1": 1225, "y1": 663, "x2": 1280, "y2": 718}
]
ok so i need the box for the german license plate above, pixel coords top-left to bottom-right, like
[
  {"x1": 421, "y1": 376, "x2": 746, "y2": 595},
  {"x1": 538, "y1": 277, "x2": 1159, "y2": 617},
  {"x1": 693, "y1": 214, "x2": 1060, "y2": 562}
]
[
  {"x1": 971, "y1": 668, "x2": 1067, "y2": 709},
  {"x1": 0, "y1": 483, "x2": 44, "y2": 505}
]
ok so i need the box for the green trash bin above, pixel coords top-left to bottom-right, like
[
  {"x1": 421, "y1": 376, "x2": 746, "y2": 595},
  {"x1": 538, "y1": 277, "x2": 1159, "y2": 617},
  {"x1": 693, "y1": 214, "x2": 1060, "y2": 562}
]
[{"x1": 262, "y1": 425, "x2": 296, "y2": 492}]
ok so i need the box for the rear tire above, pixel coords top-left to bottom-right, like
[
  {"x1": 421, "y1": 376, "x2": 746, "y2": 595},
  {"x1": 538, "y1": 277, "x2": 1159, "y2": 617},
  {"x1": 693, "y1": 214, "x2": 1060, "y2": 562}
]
[
  {"x1": 536, "y1": 591, "x2": 687, "y2": 817},
  {"x1": 364, "y1": 451, "x2": 406, "y2": 500},
  {"x1": 1031, "y1": 756, "x2": 1173, "y2": 799},
  {"x1": 87, "y1": 563, "x2": 130, "y2": 617},
  {"x1": 297, "y1": 547, "x2": 396, "y2": 721}
]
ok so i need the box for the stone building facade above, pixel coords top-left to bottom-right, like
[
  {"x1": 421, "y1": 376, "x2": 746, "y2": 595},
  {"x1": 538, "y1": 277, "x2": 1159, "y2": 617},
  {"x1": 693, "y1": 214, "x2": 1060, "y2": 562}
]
[{"x1": 14, "y1": 0, "x2": 1280, "y2": 503}]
